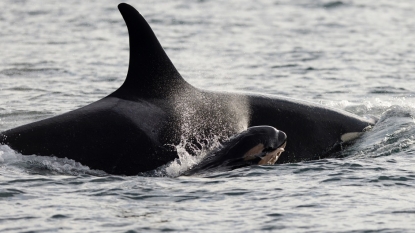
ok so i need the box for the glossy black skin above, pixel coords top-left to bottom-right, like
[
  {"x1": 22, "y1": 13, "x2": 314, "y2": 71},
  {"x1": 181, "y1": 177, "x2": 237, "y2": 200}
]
[
  {"x1": 183, "y1": 126, "x2": 287, "y2": 176},
  {"x1": 0, "y1": 4, "x2": 373, "y2": 175}
]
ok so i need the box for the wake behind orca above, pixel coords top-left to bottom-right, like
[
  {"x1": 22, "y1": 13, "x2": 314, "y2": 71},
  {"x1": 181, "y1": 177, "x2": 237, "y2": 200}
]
[{"x1": 0, "y1": 3, "x2": 374, "y2": 175}]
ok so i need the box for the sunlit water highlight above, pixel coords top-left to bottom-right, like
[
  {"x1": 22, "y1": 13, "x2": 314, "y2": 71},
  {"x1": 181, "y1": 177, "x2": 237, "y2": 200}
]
[{"x1": 1, "y1": 0, "x2": 415, "y2": 232}]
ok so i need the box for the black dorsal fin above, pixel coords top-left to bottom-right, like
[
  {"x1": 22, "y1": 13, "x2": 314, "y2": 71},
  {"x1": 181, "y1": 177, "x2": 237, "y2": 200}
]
[{"x1": 116, "y1": 3, "x2": 190, "y2": 98}]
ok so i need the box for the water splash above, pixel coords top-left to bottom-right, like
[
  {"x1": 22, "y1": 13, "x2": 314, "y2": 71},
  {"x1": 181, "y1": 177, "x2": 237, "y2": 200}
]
[
  {"x1": 335, "y1": 105, "x2": 415, "y2": 160},
  {"x1": 147, "y1": 134, "x2": 225, "y2": 177},
  {"x1": 173, "y1": 90, "x2": 250, "y2": 144}
]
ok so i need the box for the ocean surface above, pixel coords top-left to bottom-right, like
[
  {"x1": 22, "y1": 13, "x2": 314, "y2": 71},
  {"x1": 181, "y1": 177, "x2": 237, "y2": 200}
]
[{"x1": 1, "y1": 0, "x2": 415, "y2": 232}]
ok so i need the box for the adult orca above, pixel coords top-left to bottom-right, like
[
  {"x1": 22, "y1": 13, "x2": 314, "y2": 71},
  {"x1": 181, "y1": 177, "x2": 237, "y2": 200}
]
[
  {"x1": 183, "y1": 126, "x2": 287, "y2": 176},
  {"x1": 0, "y1": 3, "x2": 374, "y2": 175}
]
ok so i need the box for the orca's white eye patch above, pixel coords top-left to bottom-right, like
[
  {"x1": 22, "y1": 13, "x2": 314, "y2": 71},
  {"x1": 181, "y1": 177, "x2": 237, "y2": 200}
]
[{"x1": 341, "y1": 132, "x2": 362, "y2": 142}]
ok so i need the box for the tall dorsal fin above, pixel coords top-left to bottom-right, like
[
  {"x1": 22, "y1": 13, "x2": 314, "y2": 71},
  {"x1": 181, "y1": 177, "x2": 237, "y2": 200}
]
[{"x1": 116, "y1": 3, "x2": 190, "y2": 97}]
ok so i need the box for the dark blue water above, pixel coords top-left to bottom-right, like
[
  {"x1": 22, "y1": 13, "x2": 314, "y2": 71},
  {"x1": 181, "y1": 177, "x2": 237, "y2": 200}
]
[{"x1": 1, "y1": 0, "x2": 415, "y2": 232}]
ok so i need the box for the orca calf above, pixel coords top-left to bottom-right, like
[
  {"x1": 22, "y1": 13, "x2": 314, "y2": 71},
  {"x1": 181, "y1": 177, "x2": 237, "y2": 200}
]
[
  {"x1": 183, "y1": 126, "x2": 287, "y2": 176},
  {"x1": 0, "y1": 3, "x2": 374, "y2": 175}
]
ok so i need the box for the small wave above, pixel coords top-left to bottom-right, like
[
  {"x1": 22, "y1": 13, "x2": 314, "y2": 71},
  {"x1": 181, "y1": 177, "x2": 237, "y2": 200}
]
[
  {"x1": 323, "y1": 1, "x2": 345, "y2": 9},
  {"x1": 0, "y1": 68, "x2": 63, "y2": 77},
  {"x1": 369, "y1": 86, "x2": 410, "y2": 95},
  {"x1": 0, "y1": 145, "x2": 106, "y2": 176}
]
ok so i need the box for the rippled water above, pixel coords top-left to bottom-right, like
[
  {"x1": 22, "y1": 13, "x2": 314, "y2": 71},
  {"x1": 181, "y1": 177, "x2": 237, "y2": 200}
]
[{"x1": 1, "y1": 0, "x2": 415, "y2": 232}]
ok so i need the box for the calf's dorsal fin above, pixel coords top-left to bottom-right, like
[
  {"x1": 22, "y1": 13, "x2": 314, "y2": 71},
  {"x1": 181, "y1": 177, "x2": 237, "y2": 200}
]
[{"x1": 116, "y1": 3, "x2": 189, "y2": 97}]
